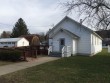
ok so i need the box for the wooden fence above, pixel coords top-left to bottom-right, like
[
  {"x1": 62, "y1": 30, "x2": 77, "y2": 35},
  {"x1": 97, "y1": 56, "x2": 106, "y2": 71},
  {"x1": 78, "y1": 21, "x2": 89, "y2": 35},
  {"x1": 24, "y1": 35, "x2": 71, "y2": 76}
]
[{"x1": 0, "y1": 45, "x2": 49, "y2": 60}]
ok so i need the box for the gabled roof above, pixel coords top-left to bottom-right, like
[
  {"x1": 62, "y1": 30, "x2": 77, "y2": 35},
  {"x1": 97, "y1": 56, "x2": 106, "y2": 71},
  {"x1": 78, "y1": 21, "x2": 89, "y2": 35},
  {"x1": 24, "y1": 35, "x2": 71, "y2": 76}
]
[
  {"x1": 50, "y1": 28, "x2": 80, "y2": 39},
  {"x1": 0, "y1": 38, "x2": 23, "y2": 42},
  {"x1": 48, "y1": 16, "x2": 102, "y2": 39}
]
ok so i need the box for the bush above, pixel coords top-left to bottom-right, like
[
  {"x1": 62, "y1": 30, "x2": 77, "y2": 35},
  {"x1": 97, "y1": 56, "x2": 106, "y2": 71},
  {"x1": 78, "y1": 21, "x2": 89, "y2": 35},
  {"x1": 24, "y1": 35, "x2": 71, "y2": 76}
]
[{"x1": 0, "y1": 50, "x2": 22, "y2": 61}]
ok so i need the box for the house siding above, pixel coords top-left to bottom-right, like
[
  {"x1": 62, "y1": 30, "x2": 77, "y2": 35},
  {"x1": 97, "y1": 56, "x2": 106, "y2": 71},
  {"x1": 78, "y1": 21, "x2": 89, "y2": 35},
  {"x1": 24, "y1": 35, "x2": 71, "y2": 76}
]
[
  {"x1": 17, "y1": 38, "x2": 29, "y2": 47},
  {"x1": 49, "y1": 17, "x2": 102, "y2": 56},
  {"x1": 0, "y1": 38, "x2": 29, "y2": 48},
  {"x1": 72, "y1": 39, "x2": 77, "y2": 55},
  {"x1": 91, "y1": 34, "x2": 102, "y2": 55},
  {"x1": 0, "y1": 42, "x2": 17, "y2": 48},
  {"x1": 77, "y1": 30, "x2": 91, "y2": 55},
  {"x1": 52, "y1": 31, "x2": 73, "y2": 52},
  {"x1": 49, "y1": 18, "x2": 91, "y2": 55}
]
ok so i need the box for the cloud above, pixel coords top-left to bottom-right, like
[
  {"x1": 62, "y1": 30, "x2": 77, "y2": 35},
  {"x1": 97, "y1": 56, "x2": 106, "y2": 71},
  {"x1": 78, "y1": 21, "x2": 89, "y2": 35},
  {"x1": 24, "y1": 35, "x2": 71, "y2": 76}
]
[{"x1": 0, "y1": 0, "x2": 72, "y2": 34}]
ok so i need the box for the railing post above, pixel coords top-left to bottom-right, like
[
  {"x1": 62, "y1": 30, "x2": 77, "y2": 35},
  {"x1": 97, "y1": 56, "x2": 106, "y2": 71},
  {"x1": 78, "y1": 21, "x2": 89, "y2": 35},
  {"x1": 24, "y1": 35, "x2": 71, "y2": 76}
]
[
  {"x1": 62, "y1": 46, "x2": 65, "y2": 57},
  {"x1": 48, "y1": 46, "x2": 52, "y2": 55},
  {"x1": 48, "y1": 48, "x2": 50, "y2": 55},
  {"x1": 62, "y1": 46, "x2": 71, "y2": 57},
  {"x1": 67, "y1": 46, "x2": 71, "y2": 57},
  {"x1": 23, "y1": 51, "x2": 26, "y2": 61}
]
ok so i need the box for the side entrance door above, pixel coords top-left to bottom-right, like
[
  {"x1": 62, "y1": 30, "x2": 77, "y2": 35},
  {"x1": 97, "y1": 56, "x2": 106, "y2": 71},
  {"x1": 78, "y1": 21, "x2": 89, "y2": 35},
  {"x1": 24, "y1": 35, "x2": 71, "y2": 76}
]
[{"x1": 59, "y1": 38, "x2": 65, "y2": 52}]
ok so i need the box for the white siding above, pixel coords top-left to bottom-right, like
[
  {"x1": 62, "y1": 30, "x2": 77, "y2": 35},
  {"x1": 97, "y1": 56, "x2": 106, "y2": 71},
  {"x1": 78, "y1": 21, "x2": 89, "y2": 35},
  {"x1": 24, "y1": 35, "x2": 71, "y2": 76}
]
[
  {"x1": 0, "y1": 42, "x2": 17, "y2": 48},
  {"x1": 49, "y1": 18, "x2": 91, "y2": 55},
  {"x1": 72, "y1": 39, "x2": 77, "y2": 55},
  {"x1": 52, "y1": 31, "x2": 72, "y2": 52},
  {"x1": 91, "y1": 34, "x2": 102, "y2": 55},
  {"x1": 49, "y1": 39, "x2": 53, "y2": 46},
  {"x1": 49, "y1": 17, "x2": 102, "y2": 56},
  {"x1": 0, "y1": 38, "x2": 29, "y2": 48},
  {"x1": 17, "y1": 38, "x2": 29, "y2": 47}
]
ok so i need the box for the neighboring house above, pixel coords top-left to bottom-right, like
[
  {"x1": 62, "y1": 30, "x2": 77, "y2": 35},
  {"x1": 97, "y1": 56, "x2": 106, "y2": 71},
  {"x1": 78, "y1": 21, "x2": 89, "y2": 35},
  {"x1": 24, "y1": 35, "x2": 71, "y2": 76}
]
[
  {"x1": 0, "y1": 38, "x2": 29, "y2": 48},
  {"x1": 20, "y1": 34, "x2": 40, "y2": 46},
  {"x1": 40, "y1": 41, "x2": 48, "y2": 45},
  {"x1": 48, "y1": 16, "x2": 102, "y2": 57}
]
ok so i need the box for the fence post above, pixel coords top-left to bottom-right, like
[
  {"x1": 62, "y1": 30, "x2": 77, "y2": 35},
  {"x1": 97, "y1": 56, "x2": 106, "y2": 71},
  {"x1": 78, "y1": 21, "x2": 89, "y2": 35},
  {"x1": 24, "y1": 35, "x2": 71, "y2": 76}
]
[
  {"x1": 35, "y1": 50, "x2": 37, "y2": 58},
  {"x1": 23, "y1": 51, "x2": 26, "y2": 61},
  {"x1": 108, "y1": 45, "x2": 110, "y2": 53}
]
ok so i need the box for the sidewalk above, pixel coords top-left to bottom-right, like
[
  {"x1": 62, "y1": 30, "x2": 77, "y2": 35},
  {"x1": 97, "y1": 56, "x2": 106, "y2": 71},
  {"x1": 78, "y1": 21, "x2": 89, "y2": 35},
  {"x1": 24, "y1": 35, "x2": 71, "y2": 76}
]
[{"x1": 0, "y1": 57, "x2": 59, "y2": 76}]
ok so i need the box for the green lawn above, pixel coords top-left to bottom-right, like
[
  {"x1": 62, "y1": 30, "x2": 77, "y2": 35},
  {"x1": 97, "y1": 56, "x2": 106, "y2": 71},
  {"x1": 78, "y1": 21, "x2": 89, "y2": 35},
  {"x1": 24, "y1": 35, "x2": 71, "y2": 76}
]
[{"x1": 0, "y1": 49, "x2": 110, "y2": 83}]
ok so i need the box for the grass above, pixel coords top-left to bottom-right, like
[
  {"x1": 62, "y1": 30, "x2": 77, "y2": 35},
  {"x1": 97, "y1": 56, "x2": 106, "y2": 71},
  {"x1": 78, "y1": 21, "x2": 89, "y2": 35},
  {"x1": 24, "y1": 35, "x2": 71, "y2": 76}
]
[{"x1": 0, "y1": 49, "x2": 110, "y2": 83}]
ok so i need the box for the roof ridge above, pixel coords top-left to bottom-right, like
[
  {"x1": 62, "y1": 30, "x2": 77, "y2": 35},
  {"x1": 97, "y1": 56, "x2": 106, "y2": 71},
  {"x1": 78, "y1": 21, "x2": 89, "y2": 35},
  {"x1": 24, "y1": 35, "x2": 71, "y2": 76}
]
[{"x1": 48, "y1": 16, "x2": 102, "y2": 39}]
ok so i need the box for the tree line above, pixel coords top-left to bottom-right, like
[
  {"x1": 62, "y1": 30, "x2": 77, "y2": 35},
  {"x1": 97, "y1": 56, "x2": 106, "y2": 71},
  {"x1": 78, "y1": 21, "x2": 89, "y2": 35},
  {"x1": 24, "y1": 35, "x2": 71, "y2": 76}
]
[
  {"x1": 0, "y1": 18, "x2": 46, "y2": 42},
  {"x1": 0, "y1": 18, "x2": 29, "y2": 38}
]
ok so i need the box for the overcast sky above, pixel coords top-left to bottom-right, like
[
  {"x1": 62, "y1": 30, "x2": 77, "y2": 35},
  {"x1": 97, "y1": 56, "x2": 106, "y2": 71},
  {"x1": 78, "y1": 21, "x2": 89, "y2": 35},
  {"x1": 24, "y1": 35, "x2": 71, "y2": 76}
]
[{"x1": 0, "y1": 0, "x2": 80, "y2": 34}]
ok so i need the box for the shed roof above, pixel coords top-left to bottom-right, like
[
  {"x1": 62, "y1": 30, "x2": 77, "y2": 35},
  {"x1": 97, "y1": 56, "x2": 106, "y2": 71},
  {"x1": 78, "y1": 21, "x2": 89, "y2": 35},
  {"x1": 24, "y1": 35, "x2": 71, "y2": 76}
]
[{"x1": 0, "y1": 38, "x2": 23, "y2": 42}]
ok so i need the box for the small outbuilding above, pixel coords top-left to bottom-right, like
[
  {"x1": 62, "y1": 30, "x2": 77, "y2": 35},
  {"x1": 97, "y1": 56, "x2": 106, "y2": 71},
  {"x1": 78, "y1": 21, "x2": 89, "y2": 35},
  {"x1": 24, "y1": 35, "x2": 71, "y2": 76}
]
[
  {"x1": 0, "y1": 38, "x2": 29, "y2": 48},
  {"x1": 20, "y1": 35, "x2": 40, "y2": 46},
  {"x1": 48, "y1": 16, "x2": 102, "y2": 57}
]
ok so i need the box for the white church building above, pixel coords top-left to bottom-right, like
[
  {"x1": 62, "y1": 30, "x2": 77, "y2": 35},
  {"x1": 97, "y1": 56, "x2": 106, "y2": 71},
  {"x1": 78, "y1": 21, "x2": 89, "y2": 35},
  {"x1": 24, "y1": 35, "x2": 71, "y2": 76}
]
[
  {"x1": 48, "y1": 16, "x2": 102, "y2": 57},
  {"x1": 0, "y1": 38, "x2": 29, "y2": 48}
]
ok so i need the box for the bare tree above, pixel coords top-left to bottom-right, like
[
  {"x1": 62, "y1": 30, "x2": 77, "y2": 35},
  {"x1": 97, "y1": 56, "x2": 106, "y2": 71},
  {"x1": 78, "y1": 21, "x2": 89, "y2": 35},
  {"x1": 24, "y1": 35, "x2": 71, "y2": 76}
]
[
  {"x1": 38, "y1": 32, "x2": 46, "y2": 42},
  {"x1": 0, "y1": 31, "x2": 11, "y2": 38},
  {"x1": 62, "y1": 0, "x2": 110, "y2": 30}
]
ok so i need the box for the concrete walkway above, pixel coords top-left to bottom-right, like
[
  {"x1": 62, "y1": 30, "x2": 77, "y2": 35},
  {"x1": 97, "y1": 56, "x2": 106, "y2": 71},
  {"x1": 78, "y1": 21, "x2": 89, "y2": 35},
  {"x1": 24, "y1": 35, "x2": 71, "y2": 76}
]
[{"x1": 0, "y1": 57, "x2": 59, "y2": 76}]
